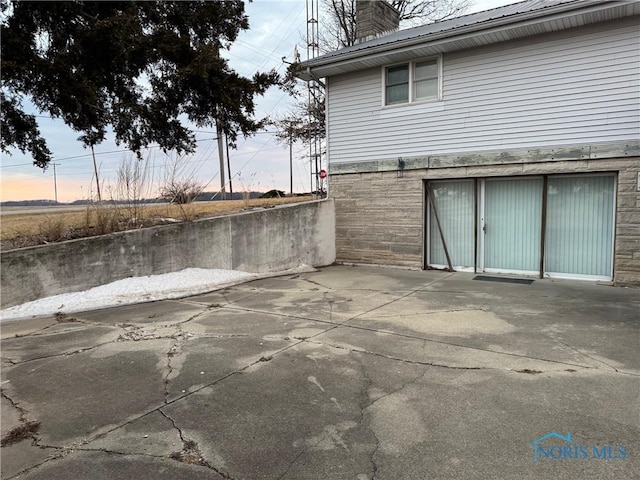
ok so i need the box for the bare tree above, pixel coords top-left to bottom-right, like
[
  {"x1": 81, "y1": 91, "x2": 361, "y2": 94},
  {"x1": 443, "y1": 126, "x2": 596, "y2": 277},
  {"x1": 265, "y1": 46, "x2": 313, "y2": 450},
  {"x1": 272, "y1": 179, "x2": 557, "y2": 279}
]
[
  {"x1": 320, "y1": 0, "x2": 472, "y2": 51},
  {"x1": 159, "y1": 156, "x2": 205, "y2": 205},
  {"x1": 271, "y1": 96, "x2": 325, "y2": 149},
  {"x1": 115, "y1": 153, "x2": 153, "y2": 223},
  {"x1": 277, "y1": 0, "x2": 470, "y2": 147}
]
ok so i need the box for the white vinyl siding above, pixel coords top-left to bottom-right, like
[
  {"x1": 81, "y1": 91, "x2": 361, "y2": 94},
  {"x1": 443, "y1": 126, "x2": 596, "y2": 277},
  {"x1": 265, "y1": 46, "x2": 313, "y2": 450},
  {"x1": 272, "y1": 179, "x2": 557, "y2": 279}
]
[
  {"x1": 545, "y1": 175, "x2": 615, "y2": 278},
  {"x1": 327, "y1": 18, "x2": 640, "y2": 163}
]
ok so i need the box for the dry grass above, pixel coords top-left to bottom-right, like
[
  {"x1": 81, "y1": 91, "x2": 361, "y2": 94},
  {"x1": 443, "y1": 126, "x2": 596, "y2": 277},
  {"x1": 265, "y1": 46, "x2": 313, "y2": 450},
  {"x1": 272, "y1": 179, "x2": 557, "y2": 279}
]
[{"x1": 1, "y1": 196, "x2": 312, "y2": 249}]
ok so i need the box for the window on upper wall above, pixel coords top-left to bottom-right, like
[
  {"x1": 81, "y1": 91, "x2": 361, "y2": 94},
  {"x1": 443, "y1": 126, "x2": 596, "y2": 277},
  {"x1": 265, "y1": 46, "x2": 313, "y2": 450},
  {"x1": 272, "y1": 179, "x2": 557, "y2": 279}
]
[
  {"x1": 385, "y1": 64, "x2": 409, "y2": 105},
  {"x1": 384, "y1": 57, "x2": 441, "y2": 106}
]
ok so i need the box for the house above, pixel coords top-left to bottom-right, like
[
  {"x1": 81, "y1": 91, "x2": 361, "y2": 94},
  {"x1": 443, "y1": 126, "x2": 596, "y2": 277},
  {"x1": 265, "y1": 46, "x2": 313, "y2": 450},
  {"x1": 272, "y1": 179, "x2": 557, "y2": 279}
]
[{"x1": 297, "y1": 0, "x2": 640, "y2": 284}]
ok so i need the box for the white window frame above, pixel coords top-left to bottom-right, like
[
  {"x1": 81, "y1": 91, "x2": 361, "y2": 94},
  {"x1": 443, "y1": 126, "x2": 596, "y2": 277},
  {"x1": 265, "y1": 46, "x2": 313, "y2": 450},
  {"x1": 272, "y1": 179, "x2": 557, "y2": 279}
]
[{"x1": 382, "y1": 55, "x2": 442, "y2": 107}]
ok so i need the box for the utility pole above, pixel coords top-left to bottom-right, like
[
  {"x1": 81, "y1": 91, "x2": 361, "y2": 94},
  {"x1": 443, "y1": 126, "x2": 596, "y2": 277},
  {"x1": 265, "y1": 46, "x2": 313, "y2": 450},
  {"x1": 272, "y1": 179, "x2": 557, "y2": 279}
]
[
  {"x1": 215, "y1": 118, "x2": 226, "y2": 200},
  {"x1": 225, "y1": 134, "x2": 233, "y2": 197},
  {"x1": 52, "y1": 162, "x2": 59, "y2": 203},
  {"x1": 289, "y1": 133, "x2": 293, "y2": 196},
  {"x1": 90, "y1": 145, "x2": 102, "y2": 202}
]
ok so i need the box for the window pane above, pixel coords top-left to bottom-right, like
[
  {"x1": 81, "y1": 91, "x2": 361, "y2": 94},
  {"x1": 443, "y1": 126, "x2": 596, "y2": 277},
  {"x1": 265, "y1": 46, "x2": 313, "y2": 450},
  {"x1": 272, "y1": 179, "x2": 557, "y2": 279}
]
[
  {"x1": 386, "y1": 65, "x2": 408, "y2": 85},
  {"x1": 429, "y1": 180, "x2": 475, "y2": 268},
  {"x1": 545, "y1": 175, "x2": 614, "y2": 277},
  {"x1": 415, "y1": 60, "x2": 437, "y2": 80},
  {"x1": 484, "y1": 178, "x2": 543, "y2": 272},
  {"x1": 415, "y1": 78, "x2": 438, "y2": 99},
  {"x1": 386, "y1": 84, "x2": 408, "y2": 104}
]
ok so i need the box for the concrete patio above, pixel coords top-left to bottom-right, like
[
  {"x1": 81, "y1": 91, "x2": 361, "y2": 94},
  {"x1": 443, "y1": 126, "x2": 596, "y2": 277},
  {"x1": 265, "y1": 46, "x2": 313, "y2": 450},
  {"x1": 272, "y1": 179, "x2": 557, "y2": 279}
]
[{"x1": 1, "y1": 265, "x2": 638, "y2": 479}]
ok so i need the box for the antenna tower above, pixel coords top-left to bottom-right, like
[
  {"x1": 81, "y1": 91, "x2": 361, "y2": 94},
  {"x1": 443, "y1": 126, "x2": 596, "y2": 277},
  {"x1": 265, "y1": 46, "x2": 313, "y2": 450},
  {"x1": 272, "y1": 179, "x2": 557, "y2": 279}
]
[{"x1": 306, "y1": 0, "x2": 323, "y2": 196}]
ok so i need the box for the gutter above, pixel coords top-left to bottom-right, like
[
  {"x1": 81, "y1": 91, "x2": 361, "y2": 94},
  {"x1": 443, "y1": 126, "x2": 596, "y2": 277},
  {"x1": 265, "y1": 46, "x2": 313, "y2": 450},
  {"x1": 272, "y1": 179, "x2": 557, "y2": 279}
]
[{"x1": 306, "y1": 67, "x2": 326, "y2": 88}]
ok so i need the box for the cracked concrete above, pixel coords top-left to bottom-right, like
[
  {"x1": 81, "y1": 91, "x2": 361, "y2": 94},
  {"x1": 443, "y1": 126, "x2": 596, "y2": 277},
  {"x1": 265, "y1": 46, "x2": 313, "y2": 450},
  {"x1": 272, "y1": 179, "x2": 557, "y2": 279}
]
[{"x1": 1, "y1": 265, "x2": 639, "y2": 479}]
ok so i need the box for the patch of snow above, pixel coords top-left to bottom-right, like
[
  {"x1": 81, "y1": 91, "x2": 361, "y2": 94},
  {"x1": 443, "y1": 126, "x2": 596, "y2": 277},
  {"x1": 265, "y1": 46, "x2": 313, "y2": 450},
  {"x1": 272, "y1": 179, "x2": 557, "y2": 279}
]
[{"x1": 0, "y1": 265, "x2": 314, "y2": 322}]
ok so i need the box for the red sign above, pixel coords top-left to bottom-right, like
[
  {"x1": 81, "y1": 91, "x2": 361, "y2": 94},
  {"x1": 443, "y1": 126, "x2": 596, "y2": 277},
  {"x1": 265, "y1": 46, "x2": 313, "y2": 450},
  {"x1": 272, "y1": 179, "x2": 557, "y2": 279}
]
[{"x1": 319, "y1": 169, "x2": 327, "y2": 179}]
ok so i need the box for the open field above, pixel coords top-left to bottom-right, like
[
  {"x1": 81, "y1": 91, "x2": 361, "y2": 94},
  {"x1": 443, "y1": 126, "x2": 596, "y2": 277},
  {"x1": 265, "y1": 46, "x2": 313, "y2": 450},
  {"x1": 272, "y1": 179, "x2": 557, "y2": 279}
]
[{"x1": 0, "y1": 196, "x2": 313, "y2": 248}]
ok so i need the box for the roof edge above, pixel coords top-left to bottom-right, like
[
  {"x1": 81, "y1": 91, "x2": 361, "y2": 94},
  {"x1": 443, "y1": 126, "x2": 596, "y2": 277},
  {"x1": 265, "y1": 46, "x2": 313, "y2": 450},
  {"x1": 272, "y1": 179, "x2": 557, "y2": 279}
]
[{"x1": 296, "y1": 0, "x2": 634, "y2": 80}]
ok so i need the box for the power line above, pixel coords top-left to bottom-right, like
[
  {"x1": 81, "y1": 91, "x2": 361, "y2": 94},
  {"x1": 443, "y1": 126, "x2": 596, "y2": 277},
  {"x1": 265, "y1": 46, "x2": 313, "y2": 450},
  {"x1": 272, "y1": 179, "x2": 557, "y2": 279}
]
[{"x1": 1, "y1": 136, "x2": 217, "y2": 168}]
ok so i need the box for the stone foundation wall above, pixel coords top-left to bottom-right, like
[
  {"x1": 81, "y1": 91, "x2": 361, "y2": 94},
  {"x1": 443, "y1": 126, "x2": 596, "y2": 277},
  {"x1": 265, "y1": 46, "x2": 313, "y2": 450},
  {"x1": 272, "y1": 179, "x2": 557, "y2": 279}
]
[{"x1": 330, "y1": 157, "x2": 640, "y2": 284}]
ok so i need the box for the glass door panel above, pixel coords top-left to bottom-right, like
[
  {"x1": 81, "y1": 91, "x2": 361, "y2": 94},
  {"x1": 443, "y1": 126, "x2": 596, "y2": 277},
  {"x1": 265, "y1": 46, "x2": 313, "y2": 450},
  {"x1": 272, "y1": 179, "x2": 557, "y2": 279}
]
[
  {"x1": 483, "y1": 178, "x2": 543, "y2": 273},
  {"x1": 428, "y1": 180, "x2": 475, "y2": 269},
  {"x1": 545, "y1": 175, "x2": 614, "y2": 278}
]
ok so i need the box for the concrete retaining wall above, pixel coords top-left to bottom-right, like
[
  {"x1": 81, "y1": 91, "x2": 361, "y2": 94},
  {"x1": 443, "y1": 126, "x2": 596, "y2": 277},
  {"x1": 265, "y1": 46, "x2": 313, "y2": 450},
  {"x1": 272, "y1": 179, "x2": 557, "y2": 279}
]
[{"x1": 1, "y1": 200, "x2": 335, "y2": 309}]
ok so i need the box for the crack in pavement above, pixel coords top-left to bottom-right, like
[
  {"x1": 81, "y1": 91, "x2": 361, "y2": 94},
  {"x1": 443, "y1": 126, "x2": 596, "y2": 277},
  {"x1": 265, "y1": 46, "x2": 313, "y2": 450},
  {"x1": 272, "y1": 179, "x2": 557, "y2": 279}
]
[
  {"x1": 275, "y1": 445, "x2": 310, "y2": 480},
  {"x1": 1, "y1": 391, "x2": 37, "y2": 443},
  {"x1": 1, "y1": 391, "x2": 66, "y2": 454},
  {"x1": 5, "y1": 336, "x2": 308, "y2": 479},
  {"x1": 164, "y1": 330, "x2": 183, "y2": 404},
  {"x1": 299, "y1": 277, "x2": 333, "y2": 290},
  {"x1": 3, "y1": 305, "x2": 223, "y2": 366},
  {"x1": 224, "y1": 273, "x2": 601, "y2": 375},
  {"x1": 300, "y1": 338, "x2": 593, "y2": 375},
  {"x1": 364, "y1": 308, "x2": 480, "y2": 318},
  {"x1": 226, "y1": 302, "x2": 601, "y2": 373},
  {"x1": 335, "y1": 323, "x2": 598, "y2": 370},
  {"x1": 0, "y1": 276, "x2": 483, "y2": 477},
  {"x1": 2, "y1": 319, "x2": 83, "y2": 339},
  {"x1": 75, "y1": 446, "x2": 168, "y2": 461},
  {"x1": 159, "y1": 409, "x2": 236, "y2": 479},
  {"x1": 0, "y1": 390, "x2": 62, "y2": 479},
  {"x1": 1, "y1": 341, "x2": 116, "y2": 366},
  {"x1": 5, "y1": 271, "x2": 632, "y2": 478},
  {"x1": 225, "y1": 305, "x2": 340, "y2": 326},
  {"x1": 175, "y1": 287, "x2": 267, "y2": 309},
  {"x1": 275, "y1": 416, "x2": 350, "y2": 480},
  {"x1": 542, "y1": 333, "x2": 633, "y2": 375},
  {"x1": 352, "y1": 354, "x2": 430, "y2": 480},
  {"x1": 354, "y1": 355, "x2": 378, "y2": 480}
]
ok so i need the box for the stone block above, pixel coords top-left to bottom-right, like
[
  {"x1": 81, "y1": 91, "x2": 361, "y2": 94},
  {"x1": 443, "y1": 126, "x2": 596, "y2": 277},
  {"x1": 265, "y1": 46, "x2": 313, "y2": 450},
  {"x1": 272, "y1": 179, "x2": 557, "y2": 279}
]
[
  {"x1": 616, "y1": 211, "x2": 640, "y2": 224},
  {"x1": 587, "y1": 158, "x2": 637, "y2": 171},
  {"x1": 614, "y1": 258, "x2": 640, "y2": 271},
  {"x1": 425, "y1": 167, "x2": 467, "y2": 179},
  {"x1": 465, "y1": 164, "x2": 525, "y2": 177},
  {"x1": 522, "y1": 160, "x2": 589, "y2": 174},
  {"x1": 617, "y1": 193, "x2": 639, "y2": 208}
]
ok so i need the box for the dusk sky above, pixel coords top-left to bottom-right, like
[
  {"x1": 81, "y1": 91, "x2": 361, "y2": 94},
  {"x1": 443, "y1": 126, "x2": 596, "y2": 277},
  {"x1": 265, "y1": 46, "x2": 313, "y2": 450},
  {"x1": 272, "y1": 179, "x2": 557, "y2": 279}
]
[{"x1": 1, "y1": 0, "x2": 516, "y2": 203}]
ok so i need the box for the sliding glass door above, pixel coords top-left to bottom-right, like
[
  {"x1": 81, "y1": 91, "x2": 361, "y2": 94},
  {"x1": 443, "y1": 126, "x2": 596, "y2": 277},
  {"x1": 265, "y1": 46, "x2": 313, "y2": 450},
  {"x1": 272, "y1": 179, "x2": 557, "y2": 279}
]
[
  {"x1": 545, "y1": 175, "x2": 615, "y2": 279},
  {"x1": 426, "y1": 173, "x2": 615, "y2": 280},
  {"x1": 428, "y1": 180, "x2": 474, "y2": 270},
  {"x1": 482, "y1": 178, "x2": 543, "y2": 275}
]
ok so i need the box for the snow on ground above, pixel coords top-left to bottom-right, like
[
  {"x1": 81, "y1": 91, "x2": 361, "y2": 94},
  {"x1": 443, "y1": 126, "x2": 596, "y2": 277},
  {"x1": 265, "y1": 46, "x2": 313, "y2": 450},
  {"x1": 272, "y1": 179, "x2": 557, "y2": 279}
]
[{"x1": 0, "y1": 266, "x2": 313, "y2": 322}]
